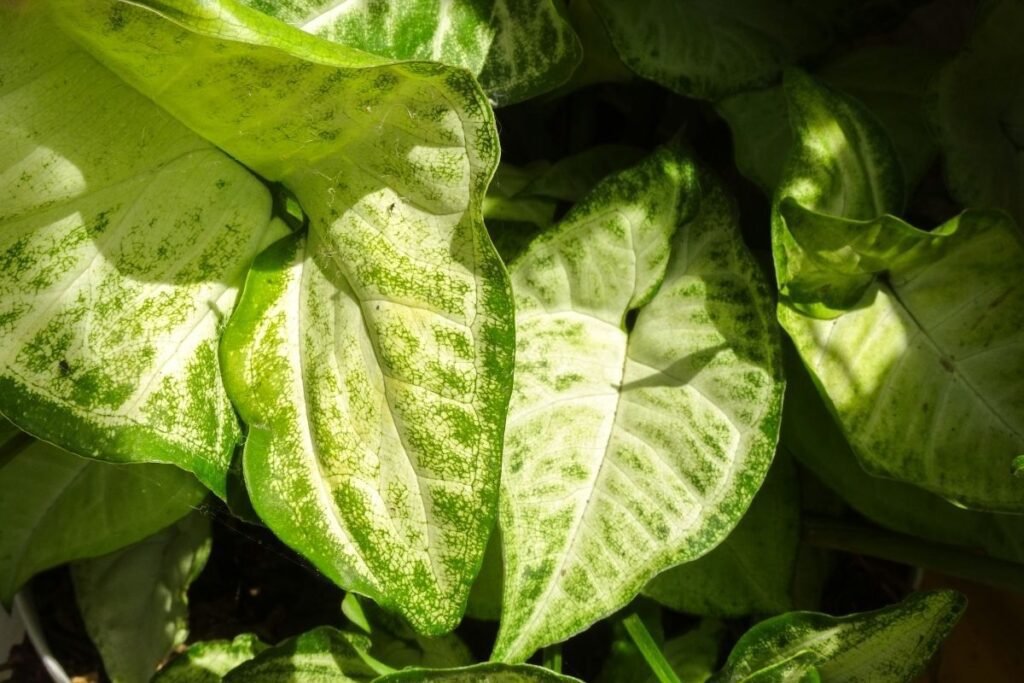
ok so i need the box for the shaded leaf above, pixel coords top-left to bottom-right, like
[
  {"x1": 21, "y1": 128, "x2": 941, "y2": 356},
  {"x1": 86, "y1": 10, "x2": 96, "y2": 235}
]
[
  {"x1": 73, "y1": 513, "x2": 212, "y2": 683},
  {"x1": 933, "y1": 0, "x2": 1024, "y2": 225},
  {"x1": 0, "y1": 438, "x2": 205, "y2": 605},
  {"x1": 644, "y1": 453, "x2": 799, "y2": 617},
  {"x1": 711, "y1": 591, "x2": 965, "y2": 683},
  {"x1": 376, "y1": 662, "x2": 582, "y2": 682}
]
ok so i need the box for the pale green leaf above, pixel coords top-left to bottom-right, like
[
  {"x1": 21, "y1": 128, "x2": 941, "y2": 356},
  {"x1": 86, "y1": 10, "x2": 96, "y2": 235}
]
[
  {"x1": 0, "y1": 6, "x2": 281, "y2": 496},
  {"x1": 222, "y1": 627, "x2": 383, "y2": 682},
  {"x1": 783, "y1": 343, "x2": 1024, "y2": 564},
  {"x1": 0, "y1": 439, "x2": 206, "y2": 605},
  {"x1": 710, "y1": 591, "x2": 965, "y2": 683},
  {"x1": 933, "y1": 0, "x2": 1024, "y2": 225},
  {"x1": 72, "y1": 513, "x2": 212, "y2": 683},
  {"x1": 153, "y1": 634, "x2": 269, "y2": 683},
  {"x1": 238, "y1": 0, "x2": 582, "y2": 106},
  {"x1": 644, "y1": 453, "x2": 799, "y2": 617},
  {"x1": 49, "y1": 0, "x2": 514, "y2": 632},
  {"x1": 494, "y1": 149, "x2": 784, "y2": 661},
  {"x1": 774, "y1": 73, "x2": 1024, "y2": 511},
  {"x1": 376, "y1": 663, "x2": 583, "y2": 682},
  {"x1": 771, "y1": 70, "x2": 905, "y2": 318},
  {"x1": 590, "y1": 0, "x2": 841, "y2": 100}
]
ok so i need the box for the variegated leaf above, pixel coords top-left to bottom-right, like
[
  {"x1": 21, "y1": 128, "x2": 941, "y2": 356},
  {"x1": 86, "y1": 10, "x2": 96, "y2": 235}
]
[
  {"x1": 0, "y1": 6, "x2": 281, "y2": 495},
  {"x1": 711, "y1": 591, "x2": 966, "y2": 683},
  {"x1": 494, "y1": 149, "x2": 784, "y2": 661},
  {"x1": 775, "y1": 72, "x2": 1024, "y2": 511},
  {"x1": 48, "y1": 0, "x2": 514, "y2": 632},
  {"x1": 239, "y1": 0, "x2": 582, "y2": 106},
  {"x1": 377, "y1": 663, "x2": 583, "y2": 682}
]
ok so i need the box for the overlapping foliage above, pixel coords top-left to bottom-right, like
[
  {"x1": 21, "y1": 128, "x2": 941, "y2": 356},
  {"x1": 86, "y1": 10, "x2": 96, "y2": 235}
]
[{"x1": 1, "y1": 0, "x2": 1020, "y2": 681}]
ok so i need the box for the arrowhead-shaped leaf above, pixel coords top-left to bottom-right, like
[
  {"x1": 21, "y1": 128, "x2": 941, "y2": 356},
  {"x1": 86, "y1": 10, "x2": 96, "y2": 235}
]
[
  {"x1": 72, "y1": 513, "x2": 212, "y2": 683},
  {"x1": 0, "y1": 438, "x2": 206, "y2": 605},
  {"x1": 494, "y1": 148, "x2": 784, "y2": 661},
  {"x1": 50, "y1": 0, "x2": 514, "y2": 632},
  {"x1": 774, "y1": 72, "x2": 1024, "y2": 511},
  {"x1": 711, "y1": 591, "x2": 965, "y2": 683},
  {"x1": 0, "y1": 6, "x2": 281, "y2": 495}
]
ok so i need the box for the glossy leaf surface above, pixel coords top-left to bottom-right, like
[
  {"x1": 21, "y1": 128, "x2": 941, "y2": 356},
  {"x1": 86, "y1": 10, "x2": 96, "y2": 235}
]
[
  {"x1": 495, "y1": 149, "x2": 784, "y2": 660},
  {"x1": 72, "y1": 513, "x2": 212, "y2": 683},
  {"x1": 50, "y1": 0, "x2": 514, "y2": 632},
  {"x1": 0, "y1": 6, "x2": 279, "y2": 495}
]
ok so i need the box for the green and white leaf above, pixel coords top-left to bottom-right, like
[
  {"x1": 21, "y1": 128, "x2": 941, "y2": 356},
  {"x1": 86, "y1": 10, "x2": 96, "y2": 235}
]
[
  {"x1": 342, "y1": 593, "x2": 473, "y2": 669},
  {"x1": 719, "y1": 45, "x2": 943, "y2": 194},
  {"x1": 710, "y1": 591, "x2": 966, "y2": 683},
  {"x1": 238, "y1": 0, "x2": 582, "y2": 106},
  {"x1": 153, "y1": 634, "x2": 268, "y2": 683},
  {"x1": 644, "y1": 453, "x2": 799, "y2": 617},
  {"x1": 0, "y1": 439, "x2": 206, "y2": 605},
  {"x1": 376, "y1": 663, "x2": 583, "y2": 682},
  {"x1": 589, "y1": 0, "x2": 842, "y2": 100},
  {"x1": 50, "y1": 0, "x2": 514, "y2": 632},
  {"x1": 783, "y1": 345, "x2": 1024, "y2": 564},
  {"x1": 464, "y1": 527, "x2": 503, "y2": 620},
  {"x1": 933, "y1": 0, "x2": 1024, "y2": 225},
  {"x1": 494, "y1": 149, "x2": 784, "y2": 661},
  {"x1": 72, "y1": 512, "x2": 212, "y2": 683},
  {"x1": 222, "y1": 627, "x2": 384, "y2": 682},
  {"x1": 0, "y1": 6, "x2": 281, "y2": 496},
  {"x1": 775, "y1": 72, "x2": 1024, "y2": 511}
]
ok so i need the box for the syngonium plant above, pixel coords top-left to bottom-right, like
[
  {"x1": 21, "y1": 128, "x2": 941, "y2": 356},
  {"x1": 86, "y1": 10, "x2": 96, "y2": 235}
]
[{"x1": 0, "y1": 0, "x2": 1021, "y2": 681}]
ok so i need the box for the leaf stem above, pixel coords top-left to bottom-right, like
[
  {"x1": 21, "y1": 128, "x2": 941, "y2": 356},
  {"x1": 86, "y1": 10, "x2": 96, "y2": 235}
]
[
  {"x1": 542, "y1": 643, "x2": 563, "y2": 673},
  {"x1": 803, "y1": 515, "x2": 1024, "y2": 593},
  {"x1": 622, "y1": 613, "x2": 681, "y2": 683}
]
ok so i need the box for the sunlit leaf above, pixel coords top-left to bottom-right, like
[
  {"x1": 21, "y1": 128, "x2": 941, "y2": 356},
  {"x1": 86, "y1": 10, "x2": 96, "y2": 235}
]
[
  {"x1": 153, "y1": 634, "x2": 269, "y2": 683},
  {"x1": 0, "y1": 6, "x2": 281, "y2": 495},
  {"x1": 238, "y1": 0, "x2": 582, "y2": 106},
  {"x1": 494, "y1": 148, "x2": 784, "y2": 660},
  {"x1": 49, "y1": 0, "x2": 514, "y2": 632}
]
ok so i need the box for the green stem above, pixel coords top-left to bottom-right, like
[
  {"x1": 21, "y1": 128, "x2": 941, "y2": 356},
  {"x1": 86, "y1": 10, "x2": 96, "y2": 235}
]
[
  {"x1": 803, "y1": 516, "x2": 1024, "y2": 593},
  {"x1": 622, "y1": 613, "x2": 681, "y2": 683},
  {"x1": 542, "y1": 644, "x2": 563, "y2": 673}
]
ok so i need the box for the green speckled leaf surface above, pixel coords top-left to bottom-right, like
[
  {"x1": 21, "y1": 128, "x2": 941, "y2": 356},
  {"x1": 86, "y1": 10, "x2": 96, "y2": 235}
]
[
  {"x1": 47, "y1": 0, "x2": 515, "y2": 632},
  {"x1": 377, "y1": 662, "x2": 583, "y2": 682},
  {"x1": 711, "y1": 591, "x2": 965, "y2": 683},
  {"x1": 239, "y1": 0, "x2": 582, "y2": 106},
  {"x1": 494, "y1": 149, "x2": 784, "y2": 661},
  {"x1": 153, "y1": 634, "x2": 268, "y2": 683},
  {"x1": 775, "y1": 72, "x2": 1024, "y2": 511},
  {"x1": 0, "y1": 6, "x2": 280, "y2": 495},
  {"x1": 222, "y1": 627, "x2": 380, "y2": 682}
]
